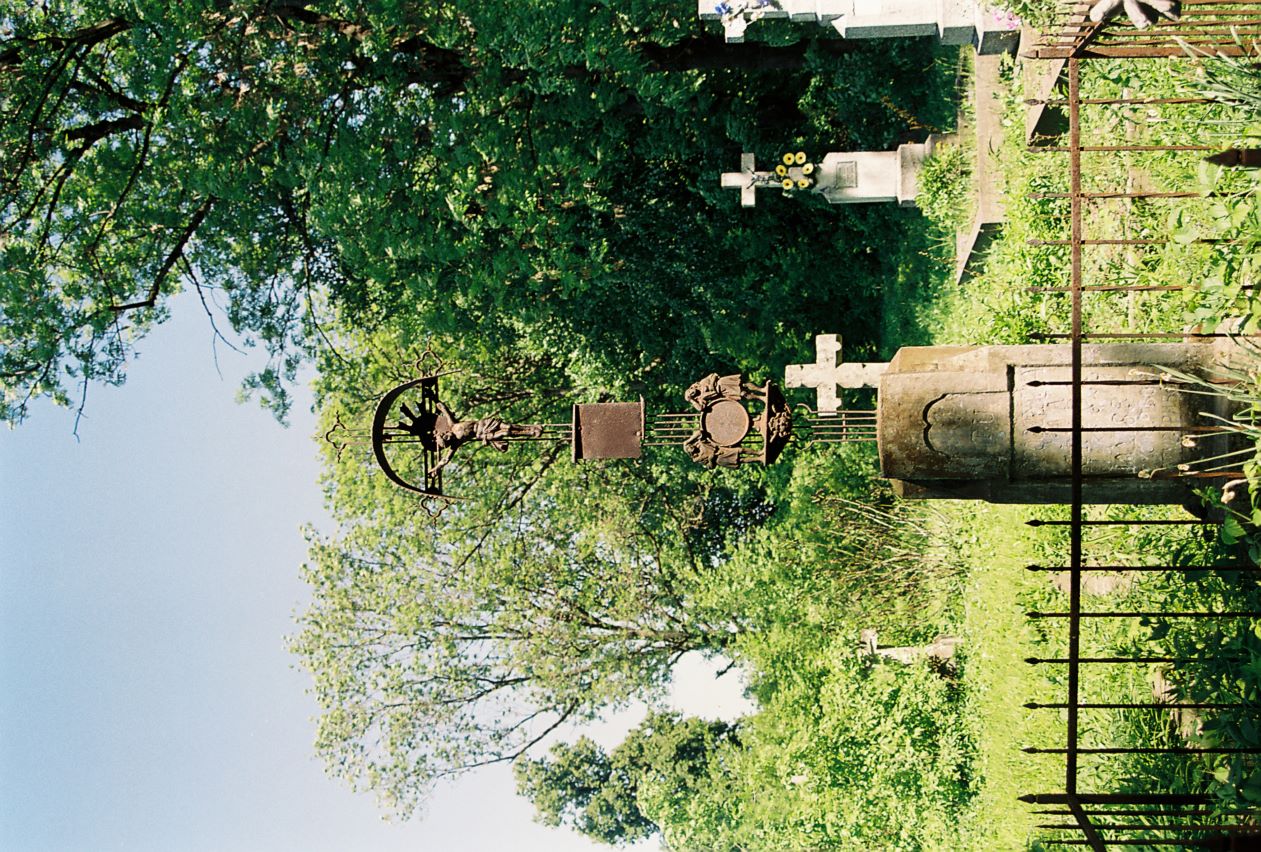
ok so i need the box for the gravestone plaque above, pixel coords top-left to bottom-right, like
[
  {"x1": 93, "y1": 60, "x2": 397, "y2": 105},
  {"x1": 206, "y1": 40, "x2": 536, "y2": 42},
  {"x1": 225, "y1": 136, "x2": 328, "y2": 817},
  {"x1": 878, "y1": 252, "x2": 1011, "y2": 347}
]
[{"x1": 573, "y1": 401, "x2": 645, "y2": 461}]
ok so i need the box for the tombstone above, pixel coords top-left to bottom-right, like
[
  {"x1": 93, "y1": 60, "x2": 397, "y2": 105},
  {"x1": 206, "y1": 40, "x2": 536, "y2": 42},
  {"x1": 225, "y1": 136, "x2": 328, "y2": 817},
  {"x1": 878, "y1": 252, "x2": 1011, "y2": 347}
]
[
  {"x1": 698, "y1": 0, "x2": 1020, "y2": 54},
  {"x1": 722, "y1": 142, "x2": 933, "y2": 208},
  {"x1": 875, "y1": 342, "x2": 1240, "y2": 504},
  {"x1": 860, "y1": 629, "x2": 962, "y2": 664}
]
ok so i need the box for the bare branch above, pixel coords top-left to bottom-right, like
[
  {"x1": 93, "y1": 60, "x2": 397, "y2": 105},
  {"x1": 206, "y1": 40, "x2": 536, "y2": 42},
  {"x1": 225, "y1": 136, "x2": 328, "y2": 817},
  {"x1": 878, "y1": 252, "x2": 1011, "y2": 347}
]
[{"x1": 109, "y1": 197, "x2": 214, "y2": 313}]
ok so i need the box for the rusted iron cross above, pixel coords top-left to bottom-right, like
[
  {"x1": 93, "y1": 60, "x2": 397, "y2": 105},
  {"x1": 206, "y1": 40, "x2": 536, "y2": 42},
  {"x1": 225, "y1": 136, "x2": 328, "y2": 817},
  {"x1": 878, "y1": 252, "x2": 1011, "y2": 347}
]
[{"x1": 784, "y1": 333, "x2": 887, "y2": 414}]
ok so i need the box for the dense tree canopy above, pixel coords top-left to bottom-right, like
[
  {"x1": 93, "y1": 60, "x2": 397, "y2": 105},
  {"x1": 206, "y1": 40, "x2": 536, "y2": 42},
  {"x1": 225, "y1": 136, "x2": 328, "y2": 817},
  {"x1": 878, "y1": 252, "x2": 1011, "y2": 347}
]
[
  {"x1": 3, "y1": 0, "x2": 961, "y2": 822},
  {"x1": 515, "y1": 712, "x2": 738, "y2": 845},
  {"x1": 1, "y1": 0, "x2": 950, "y2": 424},
  {"x1": 291, "y1": 445, "x2": 752, "y2": 814}
]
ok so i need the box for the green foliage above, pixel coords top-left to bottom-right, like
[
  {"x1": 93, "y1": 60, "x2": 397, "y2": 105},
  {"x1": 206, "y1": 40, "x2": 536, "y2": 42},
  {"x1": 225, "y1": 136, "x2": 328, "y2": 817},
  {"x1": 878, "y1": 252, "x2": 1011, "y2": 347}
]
[
  {"x1": 0, "y1": 0, "x2": 954, "y2": 424},
  {"x1": 696, "y1": 447, "x2": 963, "y2": 647},
  {"x1": 1176, "y1": 620, "x2": 1261, "y2": 810},
  {"x1": 633, "y1": 645, "x2": 974, "y2": 851},
  {"x1": 292, "y1": 425, "x2": 745, "y2": 814},
  {"x1": 516, "y1": 737, "x2": 655, "y2": 845},
  {"x1": 916, "y1": 143, "x2": 972, "y2": 234},
  {"x1": 515, "y1": 712, "x2": 736, "y2": 846},
  {"x1": 1189, "y1": 41, "x2": 1261, "y2": 116}
]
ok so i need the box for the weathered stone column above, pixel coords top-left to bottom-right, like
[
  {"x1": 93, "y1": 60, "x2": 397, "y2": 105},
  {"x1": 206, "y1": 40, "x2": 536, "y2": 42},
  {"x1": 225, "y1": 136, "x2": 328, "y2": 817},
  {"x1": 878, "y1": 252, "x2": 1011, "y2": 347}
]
[{"x1": 877, "y1": 343, "x2": 1238, "y2": 504}]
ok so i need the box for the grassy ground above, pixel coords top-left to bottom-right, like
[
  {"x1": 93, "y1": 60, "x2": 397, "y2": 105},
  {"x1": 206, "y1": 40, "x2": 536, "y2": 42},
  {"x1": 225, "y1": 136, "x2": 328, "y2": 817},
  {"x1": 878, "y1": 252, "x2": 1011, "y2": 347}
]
[
  {"x1": 928, "y1": 503, "x2": 1064, "y2": 849},
  {"x1": 880, "y1": 49, "x2": 1261, "y2": 848}
]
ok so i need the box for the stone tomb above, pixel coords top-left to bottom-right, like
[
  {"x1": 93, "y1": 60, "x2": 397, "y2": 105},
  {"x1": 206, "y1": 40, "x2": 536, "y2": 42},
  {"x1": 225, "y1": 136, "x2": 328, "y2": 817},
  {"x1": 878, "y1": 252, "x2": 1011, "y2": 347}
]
[
  {"x1": 722, "y1": 140, "x2": 933, "y2": 208},
  {"x1": 876, "y1": 342, "x2": 1238, "y2": 504},
  {"x1": 699, "y1": 0, "x2": 1020, "y2": 54}
]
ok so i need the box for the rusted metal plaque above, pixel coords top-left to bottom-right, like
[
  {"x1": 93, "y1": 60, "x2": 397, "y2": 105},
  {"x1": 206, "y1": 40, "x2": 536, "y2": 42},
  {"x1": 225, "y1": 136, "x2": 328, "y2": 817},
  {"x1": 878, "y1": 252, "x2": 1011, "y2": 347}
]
[
  {"x1": 703, "y1": 399, "x2": 750, "y2": 447},
  {"x1": 572, "y1": 400, "x2": 644, "y2": 461}
]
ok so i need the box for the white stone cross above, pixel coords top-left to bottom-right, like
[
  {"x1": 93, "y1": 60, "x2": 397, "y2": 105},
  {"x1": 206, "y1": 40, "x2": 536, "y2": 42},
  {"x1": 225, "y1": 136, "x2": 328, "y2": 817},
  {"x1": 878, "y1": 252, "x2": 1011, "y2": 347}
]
[
  {"x1": 785, "y1": 333, "x2": 888, "y2": 414},
  {"x1": 720, "y1": 153, "x2": 778, "y2": 208}
]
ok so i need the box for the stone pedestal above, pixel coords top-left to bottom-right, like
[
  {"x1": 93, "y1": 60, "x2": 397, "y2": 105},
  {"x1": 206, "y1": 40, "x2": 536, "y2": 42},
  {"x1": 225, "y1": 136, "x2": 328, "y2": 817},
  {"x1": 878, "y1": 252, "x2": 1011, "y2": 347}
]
[
  {"x1": 698, "y1": 0, "x2": 1020, "y2": 53},
  {"x1": 877, "y1": 343, "x2": 1238, "y2": 504},
  {"x1": 816, "y1": 140, "x2": 930, "y2": 206}
]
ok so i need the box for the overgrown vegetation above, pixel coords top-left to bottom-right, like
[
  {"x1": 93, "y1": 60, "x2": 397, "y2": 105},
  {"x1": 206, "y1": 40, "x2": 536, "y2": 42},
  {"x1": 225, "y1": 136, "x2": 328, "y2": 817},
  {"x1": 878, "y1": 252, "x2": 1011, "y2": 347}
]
[
  {"x1": 510, "y1": 46, "x2": 1261, "y2": 851},
  {"x1": 917, "y1": 143, "x2": 973, "y2": 234},
  {"x1": 6, "y1": 3, "x2": 1257, "y2": 848}
]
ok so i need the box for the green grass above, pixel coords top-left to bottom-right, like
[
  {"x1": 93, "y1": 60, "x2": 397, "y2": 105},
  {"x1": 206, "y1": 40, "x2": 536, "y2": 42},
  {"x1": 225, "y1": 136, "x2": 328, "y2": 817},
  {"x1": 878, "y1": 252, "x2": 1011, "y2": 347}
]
[
  {"x1": 904, "y1": 51, "x2": 1261, "y2": 845},
  {"x1": 930, "y1": 503, "x2": 1064, "y2": 849}
]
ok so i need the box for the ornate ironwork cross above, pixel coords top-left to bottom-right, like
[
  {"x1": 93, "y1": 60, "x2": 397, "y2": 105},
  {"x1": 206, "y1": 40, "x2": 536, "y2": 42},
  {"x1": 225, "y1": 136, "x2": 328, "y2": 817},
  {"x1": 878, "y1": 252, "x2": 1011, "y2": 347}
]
[{"x1": 345, "y1": 334, "x2": 883, "y2": 501}]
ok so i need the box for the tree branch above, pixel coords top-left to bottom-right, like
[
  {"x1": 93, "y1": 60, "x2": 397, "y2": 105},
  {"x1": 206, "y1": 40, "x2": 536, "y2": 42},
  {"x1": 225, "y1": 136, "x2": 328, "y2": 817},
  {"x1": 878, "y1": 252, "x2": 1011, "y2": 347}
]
[{"x1": 109, "y1": 197, "x2": 214, "y2": 312}]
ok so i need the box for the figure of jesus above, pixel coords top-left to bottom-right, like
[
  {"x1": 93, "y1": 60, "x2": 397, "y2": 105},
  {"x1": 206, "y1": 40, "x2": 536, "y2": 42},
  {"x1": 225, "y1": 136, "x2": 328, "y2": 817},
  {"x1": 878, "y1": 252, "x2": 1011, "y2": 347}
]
[{"x1": 397, "y1": 400, "x2": 543, "y2": 475}]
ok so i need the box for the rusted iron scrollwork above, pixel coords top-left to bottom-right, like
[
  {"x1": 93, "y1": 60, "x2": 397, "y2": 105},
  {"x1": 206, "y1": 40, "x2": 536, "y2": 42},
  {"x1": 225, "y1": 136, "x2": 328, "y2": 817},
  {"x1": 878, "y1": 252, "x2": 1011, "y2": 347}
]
[
  {"x1": 370, "y1": 374, "x2": 453, "y2": 499},
  {"x1": 675, "y1": 373, "x2": 792, "y2": 469}
]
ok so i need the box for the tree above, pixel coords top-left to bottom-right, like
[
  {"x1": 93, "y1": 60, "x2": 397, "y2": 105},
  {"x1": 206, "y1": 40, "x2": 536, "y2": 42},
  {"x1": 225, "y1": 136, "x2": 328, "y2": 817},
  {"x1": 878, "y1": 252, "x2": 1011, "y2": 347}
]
[
  {"x1": 291, "y1": 421, "x2": 751, "y2": 815},
  {"x1": 514, "y1": 712, "x2": 739, "y2": 846},
  {"x1": 1, "y1": 0, "x2": 951, "y2": 426}
]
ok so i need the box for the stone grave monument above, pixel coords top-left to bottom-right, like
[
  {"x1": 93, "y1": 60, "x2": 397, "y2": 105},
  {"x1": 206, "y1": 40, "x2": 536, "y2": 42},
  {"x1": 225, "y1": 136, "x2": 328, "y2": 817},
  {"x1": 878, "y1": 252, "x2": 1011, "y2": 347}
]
[
  {"x1": 699, "y1": 0, "x2": 1020, "y2": 54},
  {"x1": 783, "y1": 335, "x2": 1240, "y2": 505},
  {"x1": 722, "y1": 143, "x2": 933, "y2": 208},
  {"x1": 357, "y1": 336, "x2": 1238, "y2": 509}
]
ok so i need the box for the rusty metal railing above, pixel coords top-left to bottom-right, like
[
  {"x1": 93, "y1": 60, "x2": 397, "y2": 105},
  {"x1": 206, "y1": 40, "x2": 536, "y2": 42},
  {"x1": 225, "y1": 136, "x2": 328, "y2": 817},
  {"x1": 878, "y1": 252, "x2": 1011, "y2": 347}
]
[
  {"x1": 1029, "y1": 0, "x2": 1261, "y2": 59},
  {"x1": 1021, "y1": 9, "x2": 1261, "y2": 847}
]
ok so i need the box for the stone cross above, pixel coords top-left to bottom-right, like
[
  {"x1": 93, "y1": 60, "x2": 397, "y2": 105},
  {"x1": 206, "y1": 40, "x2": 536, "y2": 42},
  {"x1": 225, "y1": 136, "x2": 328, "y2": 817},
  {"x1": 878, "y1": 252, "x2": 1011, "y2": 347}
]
[
  {"x1": 785, "y1": 333, "x2": 887, "y2": 414},
  {"x1": 720, "y1": 153, "x2": 779, "y2": 207}
]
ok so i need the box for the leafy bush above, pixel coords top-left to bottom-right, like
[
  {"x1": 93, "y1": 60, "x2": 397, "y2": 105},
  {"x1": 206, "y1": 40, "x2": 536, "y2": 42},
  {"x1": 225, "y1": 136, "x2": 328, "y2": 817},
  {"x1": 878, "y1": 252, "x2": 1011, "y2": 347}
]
[
  {"x1": 916, "y1": 143, "x2": 972, "y2": 234},
  {"x1": 638, "y1": 642, "x2": 975, "y2": 851}
]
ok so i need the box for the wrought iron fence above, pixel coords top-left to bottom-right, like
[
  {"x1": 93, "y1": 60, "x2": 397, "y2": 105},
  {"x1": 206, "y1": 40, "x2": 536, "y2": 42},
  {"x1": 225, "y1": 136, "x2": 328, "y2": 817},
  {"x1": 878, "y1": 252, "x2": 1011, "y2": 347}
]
[{"x1": 1023, "y1": 7, "x2": 1261, "y2": 848}]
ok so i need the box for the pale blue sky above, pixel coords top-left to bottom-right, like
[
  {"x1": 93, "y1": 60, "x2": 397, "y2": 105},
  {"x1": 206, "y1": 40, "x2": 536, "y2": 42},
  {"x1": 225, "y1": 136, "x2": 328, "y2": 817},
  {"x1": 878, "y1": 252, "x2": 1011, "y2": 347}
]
[{"x1": 0, "y1": 292, "x2": 748, "y2": 851}]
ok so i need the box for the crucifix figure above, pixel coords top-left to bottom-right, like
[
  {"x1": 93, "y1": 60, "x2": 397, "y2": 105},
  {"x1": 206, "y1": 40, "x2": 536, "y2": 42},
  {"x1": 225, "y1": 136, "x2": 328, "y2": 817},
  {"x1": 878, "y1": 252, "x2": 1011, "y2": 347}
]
[
  {"x1": 397, "y1": 399, "x2": 544, "y2": 476},
  {"x1": 785, "y1": 333, "x2": 887, "y2": 414}
]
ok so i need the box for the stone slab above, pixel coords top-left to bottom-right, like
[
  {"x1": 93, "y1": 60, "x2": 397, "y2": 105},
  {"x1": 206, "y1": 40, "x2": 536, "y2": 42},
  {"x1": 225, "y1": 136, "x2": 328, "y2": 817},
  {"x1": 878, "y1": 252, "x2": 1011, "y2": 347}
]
[
  {"x1": 955, "y1": 52, "x2": 1008, "y2": 282},
  {"x1": 877, "y1": 343, "x2": 1237, "y2": 504}
]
